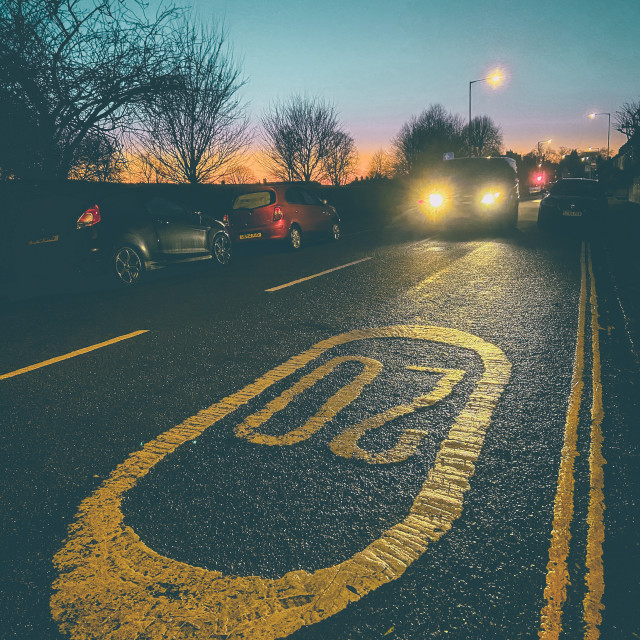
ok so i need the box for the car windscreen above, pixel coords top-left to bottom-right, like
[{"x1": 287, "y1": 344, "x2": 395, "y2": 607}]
[
  {"x1": 436, "y1": 160, "x2": 516, "y2": 182},
  {"x1": 232, "y1": 191, "x2": 275, "y2": 210},
  {"x1": 550, "y1": 181, "x2": 604, "y2": 198}
]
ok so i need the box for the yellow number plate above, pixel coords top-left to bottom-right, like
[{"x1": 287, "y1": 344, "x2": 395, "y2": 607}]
[
  {"x1": 239, "y1": 232, "x2": 261, "y2": 239},
  {"x1": 28, "y1": 235, "x2": 59, "y2": 245}
]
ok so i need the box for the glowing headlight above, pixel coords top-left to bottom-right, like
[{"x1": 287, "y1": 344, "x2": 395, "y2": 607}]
[
  {"x1": 429, "y1": 193, "x2": 444, "y2": 208},
  {"x1": 481, "y1": 192, "x2": 500, "y2": 205}
]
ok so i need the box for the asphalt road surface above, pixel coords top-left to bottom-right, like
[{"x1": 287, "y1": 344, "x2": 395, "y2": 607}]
[{"x1": 1, "y1": 201, "x2": 639, "y2": 640}]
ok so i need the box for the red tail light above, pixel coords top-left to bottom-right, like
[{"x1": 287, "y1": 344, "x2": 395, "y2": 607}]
[
  {"x1": 223, "y1": 214, "x2": 230, "y2": 226},
  {"x1": 273, "y1": 206, "x2": 283, "y2": 221},
  {"x1": 77, "y1": 205, "x2": 101, "y2": 229}
]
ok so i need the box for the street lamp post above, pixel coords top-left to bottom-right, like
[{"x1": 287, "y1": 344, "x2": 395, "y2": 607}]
[
  {"x1": 468, "y1": 73, "x2": 501, "y2": 156},
  {"x1": 588, "y1": 112, "x2": 611, "y2": 159},
  {"x1": 537, "y1": 139, "x2": 551, "y2": 163}
]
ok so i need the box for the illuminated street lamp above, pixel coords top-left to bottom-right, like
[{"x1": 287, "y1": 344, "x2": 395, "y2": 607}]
[
  {"x1": 468, "y1": 72, "x2": 502, "y2": 155},
  {"x1": 588, "y1": 112, "x2": 611, "y2": 159},
  {"x1": 537, "y1": 139, "x2": 551, "y2": 163}
]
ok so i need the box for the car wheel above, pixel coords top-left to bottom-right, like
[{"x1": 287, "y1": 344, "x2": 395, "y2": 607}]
[
  {"x1": 502, "y1": 203, "x2": 518, "y2": 232},
  {"x1": 113, "y1": 245, "x2": 144, "y2": 285},
  {"x1": 537, "y1": 211, "x2": 549, "y2": 228},
  {"x1": 289, "y1": 225, "x2": 302, "y2": 250},
  {"x1": 211, "y1": 232, "x2": 232, "y2": 265},
  {"x1": 330, "y1": 221, "x2": 341, "y2": 241}
]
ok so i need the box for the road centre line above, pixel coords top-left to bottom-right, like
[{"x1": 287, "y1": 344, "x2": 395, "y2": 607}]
[
  {"x1": 265, "y1": 257, "x2": 372, "y2": 292},
  {"x1": 0, "y1": 330, "x2": 149, "y2": 380},
  {"x1": 539, "y1": 241, "x2": 606, "y2": 640}
]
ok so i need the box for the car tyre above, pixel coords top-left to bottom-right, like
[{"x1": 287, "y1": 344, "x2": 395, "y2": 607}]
[
  {"x1": 289, "y1": 225, "x2": 302, "y2": 250},
  {"x1": 537, "y1": 211, "x2": 549, "y2": 229},
  {"x1": 501, "y1": 202, "x2": 518, "y2": 232},
  {"x1": 211, "y1": 231, "x2": 232, "y2": 265},
  {"x1": 330, "y1": 221, "x2": 341, "y2": 241},
  {"x1": 113, "y1": 245, "x2": 144, "y2": 285}
]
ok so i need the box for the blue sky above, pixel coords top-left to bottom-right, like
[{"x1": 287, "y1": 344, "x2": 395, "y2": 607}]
[{"x1": 157, "y1": 0, "x2": 639, "y2": 169}]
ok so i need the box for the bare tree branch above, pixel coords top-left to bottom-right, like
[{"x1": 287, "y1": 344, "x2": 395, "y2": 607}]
[
  {"x1": 323, "y1": 131, "x2": 358, "y2": 186},
  {"x1": 615, "y1": 101, "x2": 640, "y2": 141},
  {"x1": 135, "y1": 18, "x2": 250, "y2": 184},
  {"x1": 392, "y1": 104, "x2": 466, "y2": 176},
  {"x1": 0, "y1": 0, "x2": 180, "y2": 179},
  {"x1": 367, "y1": 149, "x2": 394, "y2": 179},
  {"x1": 261, "y1": 96, "x2": 347, "y2": 183},
  {"x1": 465, "y1": 115, "x2": 503, "y2": 157}
]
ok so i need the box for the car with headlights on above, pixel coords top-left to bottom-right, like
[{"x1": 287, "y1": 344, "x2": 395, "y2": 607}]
[
  {"x1": 14, "y1": 188, "x2": 232, "y2": 286},
  {"x1": 537, "y1": 178, "x2": 607, "y2": 230},
  {"x1": 224, "y1": 183, "x2": 341, "y2": 250},
  {"x1": 417, "y1": 157, "x2": 519, "y2": 231}
]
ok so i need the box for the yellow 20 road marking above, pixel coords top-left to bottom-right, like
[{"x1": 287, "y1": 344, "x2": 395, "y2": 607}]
[
  {"x1": 51, "y1": 325, "x2": 511, "y2": 640},
  {"x1": 539, "y1": 242, "x2": 606, "y2": 639},
  {"x1": 0, "y1": 330, "x2": 149, "y2": 380}
]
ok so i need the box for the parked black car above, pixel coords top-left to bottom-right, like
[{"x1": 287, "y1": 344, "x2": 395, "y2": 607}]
[
  {"x1": 537, "y1": 178, "x2": 608, "y2": 229},
  {"x1": 13, "y1": 188, "x2": 232, "y2": 285}
]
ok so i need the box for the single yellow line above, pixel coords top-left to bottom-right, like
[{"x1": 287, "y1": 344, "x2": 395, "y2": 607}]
[
  {"x1": 0, "y1": 330, "x2": 149, "y2": 380},
  {"x1": 539, "y1": 242, "x2": 587, "y2": 639},
  {"x1": 583, "y1": 244, "x2": 606, "y2": 639}
]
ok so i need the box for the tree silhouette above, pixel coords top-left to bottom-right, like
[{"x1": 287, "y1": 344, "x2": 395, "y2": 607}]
[
  {"x1": 136, "y1": 19, "x2": 250, "y2": 185},
  {"x1": 0, "y1": 0, "x2": 179, "y2": 180},
  {"x1": 324, "y1": 131, "x2": 358, "y2": 186},
  {"x1": 261, "y1": 96, "x2": 351, "y2": 183},
  {"x1": 392, "y1": 104, "x2": 466, "y2": 176},
  {"x1": 465, "y1": 115, "x2": 503, "y2": 157}
]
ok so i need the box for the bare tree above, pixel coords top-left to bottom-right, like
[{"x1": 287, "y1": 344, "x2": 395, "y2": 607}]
[
  {"x1": 392, "y1": 104, "x2": 466, "y2": 176},
  {"x1": 465, "y1": 115, "x2": 503, "y2": 157},
  {"x1": 225, "y1": 162, "x2": 257, "y2": 185},
  {"x1": 615, "y1": 101, "x2": 640, "y2": 140},
  {"x1": 323, "y1": 131, "x2": 358, "y2": 185},
  {"x1": 126, "y1": 149, "x2": 166, "y2": 184},
  {"x1": 68, "y1": 131, "x2": 127, "y2": 182},
  {"x1": 261, "y1": 96, "x2": 344, "y2": 182},
  {"x1": 367, "y1": 149, "x2": 394, "y2": 179},
  {"x1": 136, "y1": 19, "x2": 250, "y2": 184},
  {"x1": 0, "y1": 0, "x2": 179, "y2": 180}
]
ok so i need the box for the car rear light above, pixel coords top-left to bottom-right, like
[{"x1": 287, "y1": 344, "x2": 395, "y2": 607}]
[
  {"x1": 273, "y1": 206, "x2": 283, "y2": 221},
  {"x1": 77, "y1": 205, "x2": 101, "y2": 229},
  {"x1": 223, "y1": 214, "x2": 230, "y2": 226}
]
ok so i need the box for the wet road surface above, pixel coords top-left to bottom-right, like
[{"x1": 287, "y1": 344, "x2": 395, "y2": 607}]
[{"x1": 1, "y1": 201, "x2": 639, "y2": 639}]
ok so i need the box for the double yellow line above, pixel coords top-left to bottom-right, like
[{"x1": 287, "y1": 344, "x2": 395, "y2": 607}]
[{"x1": 539, "y1": 242, "x2": 606, "y2": 640}]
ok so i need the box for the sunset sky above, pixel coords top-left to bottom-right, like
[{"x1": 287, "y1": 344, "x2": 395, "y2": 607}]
[{"x1": 159, "y1": 0, "x2": 639, "y2": 174}]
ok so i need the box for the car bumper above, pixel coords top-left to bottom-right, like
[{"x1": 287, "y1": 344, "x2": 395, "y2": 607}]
[{"x1": 230, "y1": 223, "x2": 288, "y2": 242}]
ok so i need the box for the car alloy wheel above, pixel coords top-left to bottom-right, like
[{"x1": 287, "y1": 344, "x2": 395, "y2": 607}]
[
  {"x1": 289, "y1": 226, "x2": 302, "y2": 250},
  {"x1": 212, "y1": 232, "x2": 232, "y2": 265},
  {"x1": 331, "y1": 222, "x2": 341, "y2": 241},
  {"x1": 114, "y1": 246, "x2": 143, "y2": 285}
]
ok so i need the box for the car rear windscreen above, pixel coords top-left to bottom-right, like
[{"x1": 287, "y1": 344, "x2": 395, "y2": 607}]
[
  {"x1": 550, "y1": 181, "x2": 604, "y2": 197},
  {"x1": 232, "y1": 191, "x2": 275, "y2": 210}
]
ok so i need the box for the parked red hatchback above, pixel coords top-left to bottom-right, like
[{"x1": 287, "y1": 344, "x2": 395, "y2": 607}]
[{"x1": 225, "y1": 183, "x2": 341, "y2": 250}]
